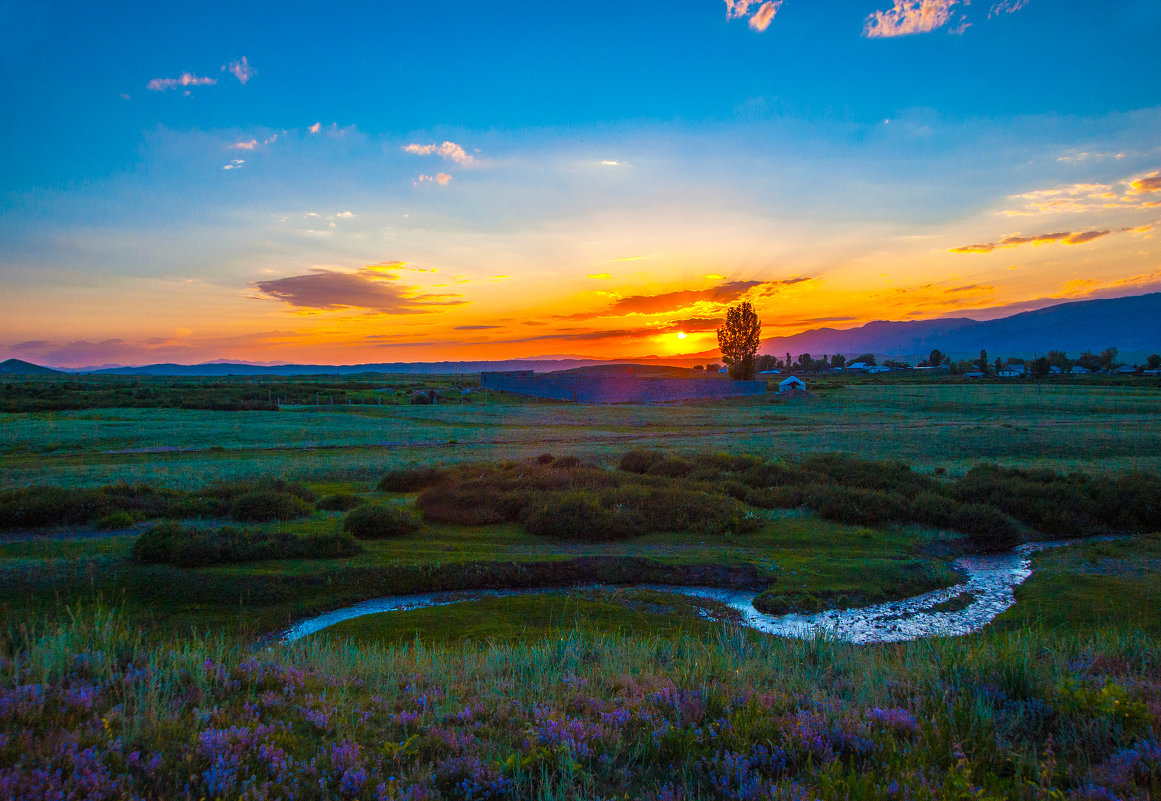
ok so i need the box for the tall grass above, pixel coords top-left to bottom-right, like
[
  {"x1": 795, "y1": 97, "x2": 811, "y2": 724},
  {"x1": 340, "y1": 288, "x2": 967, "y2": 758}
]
[{"x1": 1, "y1": 608, "x2": 1158, "y2": 800}]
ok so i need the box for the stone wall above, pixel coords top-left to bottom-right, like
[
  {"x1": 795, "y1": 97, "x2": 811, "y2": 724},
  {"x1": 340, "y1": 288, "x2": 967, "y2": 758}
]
[{"x1": 479, "y1": 371, "x2": 767, "y2": 403}]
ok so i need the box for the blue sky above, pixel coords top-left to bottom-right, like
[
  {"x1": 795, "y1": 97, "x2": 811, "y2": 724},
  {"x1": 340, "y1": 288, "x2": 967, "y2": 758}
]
[{"x1": 2, "y1": 0, "x2": 1159, "y2": 366}]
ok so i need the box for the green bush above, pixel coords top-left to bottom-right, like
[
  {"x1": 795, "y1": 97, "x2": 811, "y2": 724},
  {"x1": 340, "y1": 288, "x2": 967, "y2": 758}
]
[
  {"x1": 910, "y1": 491, "x2": 954, "y2": 527},
  {"x1": 342, "y1": 504, "x2": 420, "y2": 539},
  {"x1": 645, "y1": 456, "x2": 693, "y2": 478},
  {"x1": 228, "y1": 491, "x2": 313, "y2": 522},
  {"x1": 744, "y1": 485, "x2": 805, "y2": 510},
  {"x1": 948, "y1": 503, "x2": 1023, "y2": 551},
  {"x1": 804, "y1": 485, "x2": 909, "y2": 526},
  {"x1": 317, "y1": 492, "x2": 363, "y2": 511},
  {"x1": 132, "y1": 521, "x2": 361, "y2": 567},
  {"x1": 97, "y1": 510, "x2": 136, "y2": 529},
  {"x1": 618, "y1": 449, "x2": 663, "y2": 474},
  {"x1": 0, "y1": 486, "x2": 107, "y2": 529},
  {"x1": 378, "y1": 467, "x2": 449, "y2": 492}
]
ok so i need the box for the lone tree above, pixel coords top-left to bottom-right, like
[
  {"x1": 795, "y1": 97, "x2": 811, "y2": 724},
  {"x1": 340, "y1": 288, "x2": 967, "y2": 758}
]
[{"x1": 717, "y1": 302, "x2": 762, "y2": 380}]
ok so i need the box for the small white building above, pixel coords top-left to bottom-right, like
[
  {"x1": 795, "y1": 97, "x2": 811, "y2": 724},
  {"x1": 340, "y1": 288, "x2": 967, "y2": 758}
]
[
  {"x1": 779, "y1": 376, "x2": 807, "y2": 393},
  {"x1": 997, "y1": 367, "x2": 1023, "y2": 378},
  {"x1": 846, "y1": 361, "x2": 871, "y2": 372},
  {"x1": 1069, "y1": 365, "x2": 1091, "y2": 374},
  {"x1": 866, "y1": 366, "x2": 890, "y2": 374}
]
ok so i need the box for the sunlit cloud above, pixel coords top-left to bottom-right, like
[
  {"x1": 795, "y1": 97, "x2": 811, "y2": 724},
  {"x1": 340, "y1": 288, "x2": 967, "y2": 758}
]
[
  {"x1": 567, "y1": 278, "x2": 813, "y2": 320},
  {"x1": 221, "y1": 159, "x2": 245, "y2": 170},
  {"x1": 600, "y1": 160, "x2": 623, "y2": 166},
  {"x1": 253, "y1": 265, "x2": 466, "y2": 314},
  {"x1": 951, "y1": 228, "x2": 1127, "y2": 254},
  {"x1": 455, "y1": 325, "x2": 502, "y2": 330},
  {"x1": 413, "y1": 173, "x2": 453, "y2": 186},
  {"x1": 588, "y1": 273, "x2": 613, "y2": 280},
  {"x1": 724, "y1": 0, "x2": 783, "y2": 32},
  {"x1": 308, "y1": 122, "x2": 321, "y2": 134},
  {"x1": 863, "y1": 0, "x2": 958, "y2": 38},
  {"x1": 402, "y1": 141, "x2": 477, "y2": 166},
  {"x1": 230, "y1": 140, "x2": 258, "y2": 150},
  {"x1": 748, "y1": 1, "x2": 782, "y2": 31},
  {"x1": 1130, "y1": 171, "x2": 1161, "y2": 194},
  {"x1": 1002, "y1": 171, "x2": 1161, "y2": 215},
  {"x1": 146, "y1": 73, "x2": 217, "y2": 91},
  {"x1": 224, "y1": 56, "x2": 255, "y2": 84}
]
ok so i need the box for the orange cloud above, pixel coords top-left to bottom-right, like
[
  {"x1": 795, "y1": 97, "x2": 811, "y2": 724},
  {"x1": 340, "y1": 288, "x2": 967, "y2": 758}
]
[
  {"x1": 863, "y1": 0, "x2": 958, "y2": 38},
  {"x1": 402, "y1": 141, "x2": 476, "y2": 166},
  {"x1": 147, "y1": 73, "x2": 217, "y2": 91},
  {"x1": 253, "y1": 266, "x2": 466, "y2": 313},
  {"x1": 724, "y1": 0, "x2": 782, "y2": 32},
  {"x1": 951, "y1": 228, "x2": 1123, "y2": 253},
  {"x1": 230, "y1": 140, "x2": 258, "y2": 150},
  {"x1": 1130, "y1": 171, "x2": 1161, "y2": 194},
  {"x1": 566, "y1": 278, "x2": 813, "y2": 320}
]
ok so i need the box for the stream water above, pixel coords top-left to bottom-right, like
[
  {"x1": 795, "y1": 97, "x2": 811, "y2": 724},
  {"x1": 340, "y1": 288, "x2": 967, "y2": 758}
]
[{"x1": 279, "y1": 540, "x2": 1078, "y2": 645}]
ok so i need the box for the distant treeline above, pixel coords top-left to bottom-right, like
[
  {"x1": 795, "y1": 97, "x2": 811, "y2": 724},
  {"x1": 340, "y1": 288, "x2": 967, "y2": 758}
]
[{"x1": 0, "y1": 375, "x2": 480, "y2": 412}]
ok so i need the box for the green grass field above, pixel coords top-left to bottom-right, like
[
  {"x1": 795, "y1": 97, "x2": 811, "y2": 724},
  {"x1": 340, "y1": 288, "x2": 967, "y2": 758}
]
[{"x1": 3, "y1": 382, "x2": 1160, "y2": 490}]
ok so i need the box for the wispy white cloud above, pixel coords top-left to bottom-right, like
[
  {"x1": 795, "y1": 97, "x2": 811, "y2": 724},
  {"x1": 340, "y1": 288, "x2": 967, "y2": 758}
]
[
  {"x1": 224, "y1": 56, "x2": 255, "y2": 84},
  {"x1": 147, "y1": 73, "x2": 217, "y2": 91},
  {"x1": 402, "y1": 141, "x2": 477, "y2": 166},
  {"x1": 989, "y1": 0, "x2": 1030, "y2": 18},
  {"x1": 222, "y1": 159, "x2": 245, "y2": 170},
  {"x1": 724, "y1": 0, "x2": 783, "y2": 32},
  {"x1": 863, "y1": 0, "x2": 958, "y2": 38}
]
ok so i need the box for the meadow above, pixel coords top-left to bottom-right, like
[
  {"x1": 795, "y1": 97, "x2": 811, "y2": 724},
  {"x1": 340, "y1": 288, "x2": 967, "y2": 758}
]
[{"x1": 1, "y1": 377, "x2": 1159, "y2": 799}]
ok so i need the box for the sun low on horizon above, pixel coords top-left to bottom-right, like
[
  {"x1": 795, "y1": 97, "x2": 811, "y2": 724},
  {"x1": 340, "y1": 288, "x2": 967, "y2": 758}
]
[{"x1": 2, "y1": 0, "x2": 1159, "y2": 368}]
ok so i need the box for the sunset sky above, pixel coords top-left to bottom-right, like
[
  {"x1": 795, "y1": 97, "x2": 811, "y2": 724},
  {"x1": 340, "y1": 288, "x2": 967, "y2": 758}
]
[{"x1": 2, "y1": 0, "x2": 1160, "y2": 367}]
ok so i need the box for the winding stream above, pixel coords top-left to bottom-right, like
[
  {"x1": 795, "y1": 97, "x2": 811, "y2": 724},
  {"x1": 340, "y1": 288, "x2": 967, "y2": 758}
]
[{"x1": 279, "y1": 540, "x2": 1078, "y2": 645}]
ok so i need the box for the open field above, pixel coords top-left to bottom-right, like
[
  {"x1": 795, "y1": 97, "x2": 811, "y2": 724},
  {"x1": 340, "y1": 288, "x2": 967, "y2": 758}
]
[{"x1": 3, "y1": 382, "x2": 1161, "y2": 490}]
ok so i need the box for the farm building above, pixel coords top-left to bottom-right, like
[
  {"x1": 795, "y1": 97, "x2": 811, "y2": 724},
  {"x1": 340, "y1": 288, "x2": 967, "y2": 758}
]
[{"x1": 779, "y1": 376, "x2": 807, "y2": 393}]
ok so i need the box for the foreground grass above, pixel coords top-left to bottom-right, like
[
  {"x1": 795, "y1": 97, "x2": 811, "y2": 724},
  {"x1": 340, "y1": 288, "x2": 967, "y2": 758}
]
[{"x1": 2, "y1": 608, "x2": 1159, "y2": 800}]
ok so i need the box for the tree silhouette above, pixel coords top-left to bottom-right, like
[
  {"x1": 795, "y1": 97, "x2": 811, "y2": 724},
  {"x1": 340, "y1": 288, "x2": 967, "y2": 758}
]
[{"x1": 716, "y1": 302, "x2": 762, "y2": 380}]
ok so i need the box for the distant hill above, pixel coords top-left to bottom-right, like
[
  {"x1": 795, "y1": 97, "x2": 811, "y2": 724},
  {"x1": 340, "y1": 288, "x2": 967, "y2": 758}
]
[
  {"x1": 0, "y1": 358, "x2": 64, "y2": 375},
  {"x1": 80, "y1": 358, "x2": 619, "y2": 377},
  {"x1": 549, "y1": 364, "x2": 715, "y2": 378},
  {"x1": 755, "y1": 292, "x2": 1161, "y2": 359}
]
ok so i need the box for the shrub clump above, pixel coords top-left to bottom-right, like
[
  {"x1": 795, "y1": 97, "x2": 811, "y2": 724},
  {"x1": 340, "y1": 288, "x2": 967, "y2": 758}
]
[
  {"x1": 618, "y1": 449, "x2": 664, "y2": 474},
  {"x1": 948, "y1": 503, "x2": 1023, "y2": 551},
  {"x1": 521, "y1": 485, "x2": 759, "y2": 541},
  {"x1": 342, "y1": 504, "x2": 420, "y2": 539},
  {"x1": 228, "y1": 491, "x2": 313, "y2": 522},
  {"x1": 804, "y1": 485, "x2": 909, "y2": 527},
  {"x1": 132, "y1": 522, "x2": 360, "y2": 567},
  {"x1": 377, "y1": 467, "x2": 449, "y2": 493},
  {"x1": 317, "y1": 492, "x2": 363, "y2": 512}
]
